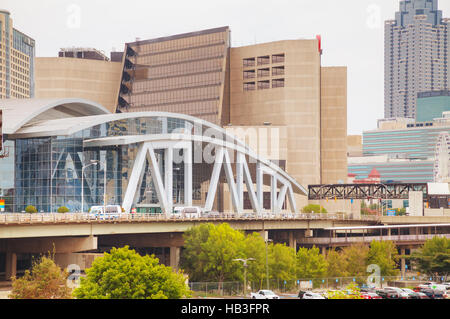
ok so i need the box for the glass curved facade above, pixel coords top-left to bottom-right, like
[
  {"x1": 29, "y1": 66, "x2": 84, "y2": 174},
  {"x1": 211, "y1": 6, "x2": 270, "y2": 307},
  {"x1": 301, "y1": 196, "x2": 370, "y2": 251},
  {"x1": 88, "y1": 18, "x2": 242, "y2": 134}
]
[{"x1": 13, "y1": 116, "x2": 221, "y2": 213}]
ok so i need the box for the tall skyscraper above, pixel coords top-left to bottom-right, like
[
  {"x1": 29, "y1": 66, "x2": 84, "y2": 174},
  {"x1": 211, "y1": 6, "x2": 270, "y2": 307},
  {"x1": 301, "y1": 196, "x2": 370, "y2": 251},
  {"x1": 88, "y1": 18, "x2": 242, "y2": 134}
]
[
  {"x1": 385, "y1": 0, "x2": 450, "y2": 119},
  {"x1": 0, "y1": 9, "x2": 35, "y2": 99}
]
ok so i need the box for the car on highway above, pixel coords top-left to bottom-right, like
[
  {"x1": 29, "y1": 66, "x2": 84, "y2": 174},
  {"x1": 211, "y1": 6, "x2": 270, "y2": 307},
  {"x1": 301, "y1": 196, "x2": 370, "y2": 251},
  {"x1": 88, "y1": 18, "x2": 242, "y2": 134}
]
[
  {"x1": 250, "y1": 290, "x2": 279, "y2": 299},
  {"x1": 89, "y1": 205, "x2": 122, "y2": 220},
  {"x1": 172, "y1": 206, "x2": 202, "y2": 219}
]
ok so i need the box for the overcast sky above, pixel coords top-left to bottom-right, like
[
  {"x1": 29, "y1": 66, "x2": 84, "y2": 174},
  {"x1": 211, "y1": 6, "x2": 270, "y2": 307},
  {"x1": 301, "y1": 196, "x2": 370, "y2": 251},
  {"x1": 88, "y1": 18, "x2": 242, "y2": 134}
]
[{"x1": 3, "y1": 0, "x2": 450, "y2": 135}]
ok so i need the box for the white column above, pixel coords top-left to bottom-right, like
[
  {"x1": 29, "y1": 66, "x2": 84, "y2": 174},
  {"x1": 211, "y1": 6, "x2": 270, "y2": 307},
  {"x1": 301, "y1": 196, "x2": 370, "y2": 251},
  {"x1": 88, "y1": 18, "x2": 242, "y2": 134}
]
[
  {"x1": 243, "y1": 159, "x2": 261, "y2": 213},
  {"x1": 256, "y1": 162, "x2": 264, "y2": 211},
  {"x1": 236, "y1": 152, "x2": 244, "y2": 212},
  {"x1": 122, "y1": 143, "x2": 148, "y2": 213},
  {"x1": 148, "y1": 144, "x2": 170, "y2": 216},
  {"x1": 223, "y1": 150, "x2": 242, "y2": 215},
  {"x1": 205, "y1": 147, "x2": 224, "y2": 212},
  {"x1": 184, "y1": 143, "x2": 193, "y2": 207},
  {"x1": 271, "y1": 175, "x2": 277, "y2": 213},
  {"x1": 165, "y1": 147, "x2": 173, "y2": 210},
  {"x1": 277, "y1": 184, "x2": 288, "y2": 213}
]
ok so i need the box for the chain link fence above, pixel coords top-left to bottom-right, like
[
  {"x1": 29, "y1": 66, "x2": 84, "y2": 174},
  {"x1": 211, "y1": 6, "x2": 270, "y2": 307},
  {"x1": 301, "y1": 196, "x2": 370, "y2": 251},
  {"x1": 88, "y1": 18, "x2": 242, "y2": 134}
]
[{"x1": 189, "y1": 275, "x2": 448, "y2": 296}]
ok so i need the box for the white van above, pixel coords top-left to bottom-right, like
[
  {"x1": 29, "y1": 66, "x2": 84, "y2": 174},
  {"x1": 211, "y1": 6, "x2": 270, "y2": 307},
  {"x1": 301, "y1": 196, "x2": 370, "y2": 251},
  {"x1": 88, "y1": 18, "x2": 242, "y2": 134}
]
[
  {"x1": 89, "y1": 205, "x2": 122, "y2": 220},
  {"x1": 172, "y1": 206, "x2": 202, "y2": 219}
]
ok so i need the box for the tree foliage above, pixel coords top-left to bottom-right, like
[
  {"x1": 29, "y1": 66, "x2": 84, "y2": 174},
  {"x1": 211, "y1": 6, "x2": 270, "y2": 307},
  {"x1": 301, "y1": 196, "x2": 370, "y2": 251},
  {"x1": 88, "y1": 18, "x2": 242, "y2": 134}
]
[
  {"x1": 57, "y1": 206, "x2": 70, "y2": 213},
  {"x1": 296, "y1": 246, "x2": 327, "y2": 279},
  {"x1": 73, "y1": 246, "x2": 191, "y2": 299},
  {"x1": 411, "y1": 237, "x2": 450, "y2": 280},
  {"x1": 367, "y1": 240, "x2": 399, "y2": 277},
  {"x1": 9, "y1": 255, "x2": 72, "y2": 299},
  {"x1": 268, "y1": 243, "x2": 297, "y2": 284},
  {"x1": 25, "y1": 205, "x2": 37, "y2": 214},
  {"x1": 301, "y1": 204, "x2": 327, "y2": 214}
]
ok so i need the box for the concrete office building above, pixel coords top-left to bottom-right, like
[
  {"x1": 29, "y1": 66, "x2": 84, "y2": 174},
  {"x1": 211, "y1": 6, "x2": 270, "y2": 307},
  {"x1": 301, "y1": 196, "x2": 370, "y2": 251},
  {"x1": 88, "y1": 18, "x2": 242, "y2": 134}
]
[
  {"x1": 0, "y1": 9, "x2": 35, "y2": 99},
  {"x1": 116, "y1": 27, "x2": 348, "y2": 208},
  {"x1": 35, "y1": 48, "x2": 123, "y2": 113},
  {"x1": 385, "y1": 0, "x2": 450, "y2": 119}
]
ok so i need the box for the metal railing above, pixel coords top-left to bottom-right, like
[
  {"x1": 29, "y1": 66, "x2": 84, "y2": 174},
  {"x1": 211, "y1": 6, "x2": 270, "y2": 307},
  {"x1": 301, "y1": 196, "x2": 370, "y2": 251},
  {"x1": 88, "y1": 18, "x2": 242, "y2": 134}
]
[
  {"x1": 299, "y1": 234, "x2": 450, "y2": 245},
  {"x1": 0, "y1": 212, "x2": 381, "y2": 225}
]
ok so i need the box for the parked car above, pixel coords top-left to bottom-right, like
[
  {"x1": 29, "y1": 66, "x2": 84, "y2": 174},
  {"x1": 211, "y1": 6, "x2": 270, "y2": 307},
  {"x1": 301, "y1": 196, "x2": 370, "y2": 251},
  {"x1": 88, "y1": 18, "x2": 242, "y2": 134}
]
[
  {"x1": 420, "y1": 288, "x2": 445, "y2": 299},
  {"x1": 383, "y1": 287, "x2": 410, "y2": 299},
  {"x1": 301, "y1": 292, "x2": 326, "y2": 299},
  {"x1": 298, "y1": 290, "x2": 307, "y2": 299},
  {"x1": 376, "y1": 289, "x2": 400, "y2": 299},
  {"x1": 251, "y1": 290, "x2": 279, "y2": 299},
  {"x1": 401, "y1": 288, "x2": 423, "y2": 299},
  {"x1": 361, "y1": 292, "x2": 382, "y2": 299}
]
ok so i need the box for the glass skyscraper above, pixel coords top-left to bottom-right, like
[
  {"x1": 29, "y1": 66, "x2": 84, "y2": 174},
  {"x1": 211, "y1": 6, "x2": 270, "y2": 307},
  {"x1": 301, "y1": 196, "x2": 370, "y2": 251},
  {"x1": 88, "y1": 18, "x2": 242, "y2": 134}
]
[{"x1": 385, "y1": 0, "x2": 449, "y2": 119}]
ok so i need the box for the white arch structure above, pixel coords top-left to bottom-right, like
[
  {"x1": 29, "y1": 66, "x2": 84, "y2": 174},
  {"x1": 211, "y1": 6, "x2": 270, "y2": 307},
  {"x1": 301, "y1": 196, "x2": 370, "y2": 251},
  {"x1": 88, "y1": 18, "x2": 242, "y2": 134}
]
[{"x1": 6, "y1": 103, "x2": 307, "y2": 217}]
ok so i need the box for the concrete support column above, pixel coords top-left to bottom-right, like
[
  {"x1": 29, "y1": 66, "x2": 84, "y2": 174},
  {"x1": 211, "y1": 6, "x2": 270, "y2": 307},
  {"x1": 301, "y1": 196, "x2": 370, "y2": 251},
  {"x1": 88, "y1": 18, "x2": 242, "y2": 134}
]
[
  {"x1": 170, "y1": 247, "x2": 181, "y2": 271},
  {"x1": 5, "y1": 251, "x2": 17, "y2": 281},
  {"x1": 321, "y1": 246, "x2": 327, "y2": 256},
  {"x1": 400, "y1": 248, "x2": 406, "y2": 278},
  {"x1": 288, "y1": 231, "x2": 297, "y2": 252},
  {"x1": 260, "y1": 230, "x2": 269, "y2": 242}
]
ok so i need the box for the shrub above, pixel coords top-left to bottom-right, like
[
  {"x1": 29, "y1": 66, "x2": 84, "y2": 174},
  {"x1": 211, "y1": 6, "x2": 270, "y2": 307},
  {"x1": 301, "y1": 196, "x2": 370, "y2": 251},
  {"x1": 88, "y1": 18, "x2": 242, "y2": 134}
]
[
  {"x1": 57, "y1": 206, "x2": 70, "y2": 214},
  {"x1": 302, "y1": 204, "x2": 327, "y2": 214},
  {"x1": 25, "y1": 205, "x2": 37, "y2": 214}
]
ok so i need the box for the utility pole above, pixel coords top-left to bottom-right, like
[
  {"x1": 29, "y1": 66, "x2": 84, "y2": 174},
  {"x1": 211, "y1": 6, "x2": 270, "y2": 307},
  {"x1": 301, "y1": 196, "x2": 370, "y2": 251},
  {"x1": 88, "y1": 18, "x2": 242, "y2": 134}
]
[{"x1": 233, "y1": 258, "x2": 255, "y2": 298}]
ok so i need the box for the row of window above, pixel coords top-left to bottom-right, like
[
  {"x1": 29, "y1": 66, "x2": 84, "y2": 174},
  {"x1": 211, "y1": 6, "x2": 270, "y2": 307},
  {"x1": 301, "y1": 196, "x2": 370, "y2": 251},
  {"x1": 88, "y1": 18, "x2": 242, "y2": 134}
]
[
  {"x1": 243, "y1": 78, "x2": 285, "y2": 91},
  {"x1": 243, "y1": 53, "x2": 285, "y2": 67},
  {"x1": 243, "y1": 66, "x2": 285, "y2": 79}
]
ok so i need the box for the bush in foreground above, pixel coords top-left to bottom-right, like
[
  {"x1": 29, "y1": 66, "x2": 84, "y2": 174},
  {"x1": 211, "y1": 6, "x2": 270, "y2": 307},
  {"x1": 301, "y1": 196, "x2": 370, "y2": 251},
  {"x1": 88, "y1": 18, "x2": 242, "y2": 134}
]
[{"x1": 74, "y1": 246, "x2": 191, "y2": 299}]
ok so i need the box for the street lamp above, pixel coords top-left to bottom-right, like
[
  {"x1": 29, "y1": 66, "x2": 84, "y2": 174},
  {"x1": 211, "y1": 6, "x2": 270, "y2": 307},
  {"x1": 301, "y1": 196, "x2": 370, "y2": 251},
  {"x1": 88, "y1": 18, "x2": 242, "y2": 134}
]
[
  {"x1": 81, "y1": 160, "x2": 99, "y2": 213},
  {"x1": 233, "y1": 258, "x2": 255, "y2": 298},
  {"x1": 265, "y1": 238, "x2": 273, "y2": 290}
]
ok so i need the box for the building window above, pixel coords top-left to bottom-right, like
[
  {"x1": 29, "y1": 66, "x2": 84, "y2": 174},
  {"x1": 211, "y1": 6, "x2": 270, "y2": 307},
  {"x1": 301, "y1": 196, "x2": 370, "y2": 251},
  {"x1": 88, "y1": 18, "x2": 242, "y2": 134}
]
[
  {"x1": 243, "y1": 69, "x2": 256, "y2": 79},
  {"x1": 243, "y1": 58, "x2": 256, "y2": 68},
  {"x1": 272, "y1": 66, "x2": 285, "y2": 76},
  {"x1": 272, "y1": 78, "x2": 285, "y2": 88},
  {"x1": 257, "y1": 68, "x2": 270, "y2": 78},
  {"x1": 258, "y1": 80, "x2": 270, "y2": 90},
  {"x1": 272, "y1": 53, "x2": 285, "y2": 64},
  {"x1": 257, "y1": 56, "x2": 270, "y2": 65},
  {"x1": 244, "y1": 82, "x2": 256, "y2": 91}
]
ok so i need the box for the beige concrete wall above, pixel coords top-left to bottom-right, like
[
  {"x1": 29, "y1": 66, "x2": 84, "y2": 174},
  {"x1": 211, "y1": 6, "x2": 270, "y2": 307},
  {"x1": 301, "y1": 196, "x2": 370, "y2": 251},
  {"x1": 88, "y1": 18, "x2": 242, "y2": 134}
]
[
  {"x1": 321, "y1": 67, "x2": 348, "y2": 184},
  {"x1": 229, "y1": 39, "x2": 322, "y2": 208},
  {"x1": 347, "y1": 135, "x2": 363, "y2": 157},
  {"x1": 35, "y1": 57, "x2": 122, "y2": 113}
]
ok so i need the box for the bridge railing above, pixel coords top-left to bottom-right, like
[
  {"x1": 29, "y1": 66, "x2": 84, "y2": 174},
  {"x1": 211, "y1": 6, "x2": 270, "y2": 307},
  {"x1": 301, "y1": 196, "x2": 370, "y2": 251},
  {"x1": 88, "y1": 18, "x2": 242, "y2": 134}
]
[
  {"x1": 0, "y1": 212, "x2": 380, "y2": 224},
  {"x1": 298, "y1": 234, "x2": 450, "y2": 245}
]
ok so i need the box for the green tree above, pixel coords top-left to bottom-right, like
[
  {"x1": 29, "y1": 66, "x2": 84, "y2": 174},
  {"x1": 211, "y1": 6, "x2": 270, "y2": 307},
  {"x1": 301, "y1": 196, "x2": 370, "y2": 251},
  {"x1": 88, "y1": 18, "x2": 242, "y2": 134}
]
[
  {"x1": 73, "y1": 246, "x2": 191, "y2": 299},
  {"x1": 341, "y1": 243, "x2": 369, "y2": 284},
  {"x1": 326, "y1": 249, "x2": 347, "y2": 278},
  {"x1": 411, "y1": 237, "x2": 450, "y2": 281},
  {"x1": 367, "y1": 240, "x2": 399, "y2": 277},
  {"x1": 296, "y1": 246, "x2": 327, "y2": 280},
  {"x1": 242, "y1": 232, "x2": 267, "y2": 289},
  {"x1": 9, "y1": 255, "x2": 72, "y2": 299},
  {"x1": 199, "y1": 223, "x2": 246, "y2": 287},
  {"x1": 25, "y1": 205, "x2": 37, "y2": 214},
  {"x1": 180, "y1": 223, "x2": 215, "y2": 281},
  {"x1": 57, "y1": 206, "x2": 70, "y2": 213},
  {"x1": 326, "y1": 283, "x2": 364, "y2": 299},
  {"x1": 268, "y1": 243, "x2": 297, "y2": 286},
  {"x1": 302, "y1": 204, "x2": 327, "y2": 214}
]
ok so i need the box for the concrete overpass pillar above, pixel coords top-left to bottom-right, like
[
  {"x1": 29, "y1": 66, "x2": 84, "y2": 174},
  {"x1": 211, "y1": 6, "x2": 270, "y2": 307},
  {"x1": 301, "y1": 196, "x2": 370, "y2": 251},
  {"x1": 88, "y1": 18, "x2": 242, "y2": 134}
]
[
  {"x1": 400, "y1": 248, "x2": 406, "y2": 279},
  {"x1": 170, "y1": 247, "x2": 181, "y2": 271},
  {"x1": 260, "y1": 231, "x2": 269, "y2": 242},
  {"x1": 5, "y1": 251, "x2": 17, "y2": 281},
  {"x1": 289, "y1": 232, "x2": 297, "y2": 252}
]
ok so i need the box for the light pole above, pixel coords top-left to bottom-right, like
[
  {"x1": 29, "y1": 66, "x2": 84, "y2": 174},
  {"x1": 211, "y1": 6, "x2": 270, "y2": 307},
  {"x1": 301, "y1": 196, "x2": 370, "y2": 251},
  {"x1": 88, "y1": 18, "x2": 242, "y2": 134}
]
[
  {"x1": 233, "y1": 258, "x2": 255, "y2": 298},
  {"x1": 81, "y1": 160, "x2": 99, "y2": 213},
  {"x1": 265, "y1": 238, "x2": 273, "y2": 290}
]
